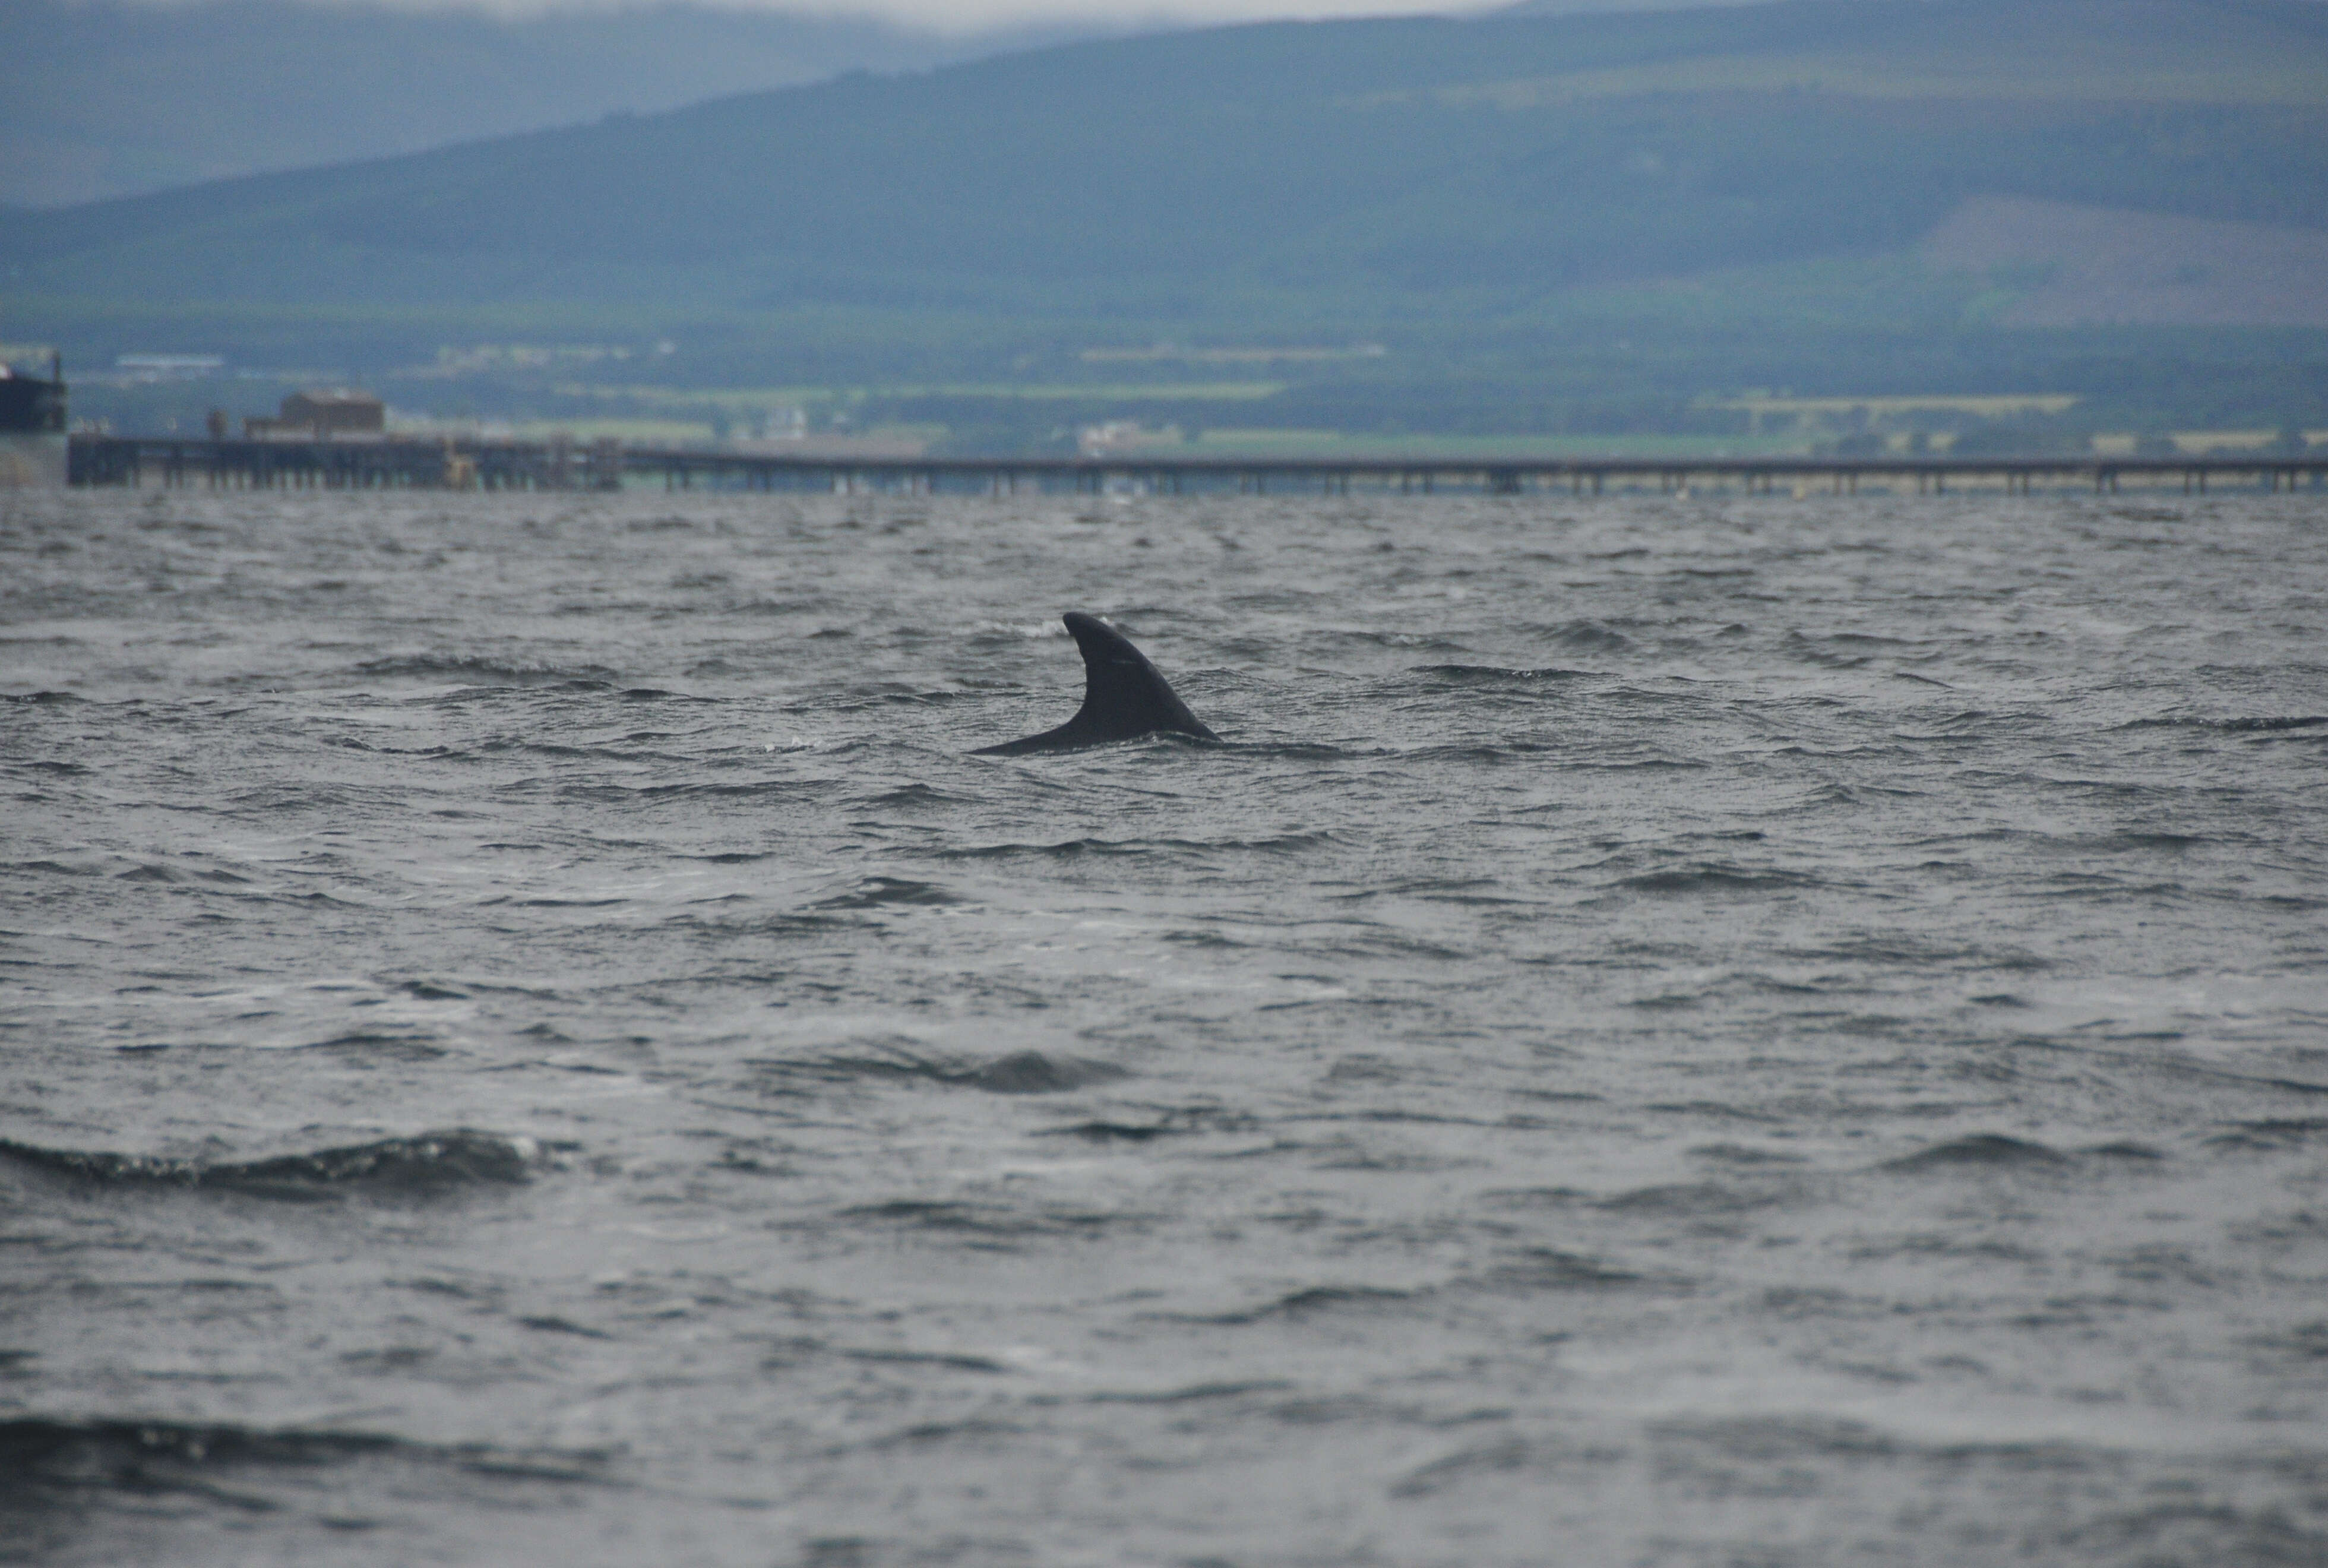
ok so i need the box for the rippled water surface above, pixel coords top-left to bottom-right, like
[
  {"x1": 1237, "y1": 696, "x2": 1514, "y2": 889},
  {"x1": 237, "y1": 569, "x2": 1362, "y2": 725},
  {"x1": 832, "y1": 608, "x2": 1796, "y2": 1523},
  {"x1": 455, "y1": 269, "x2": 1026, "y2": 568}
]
[{"x1": 4, "y1": 485, "x2": 2327, "y2": 1565}]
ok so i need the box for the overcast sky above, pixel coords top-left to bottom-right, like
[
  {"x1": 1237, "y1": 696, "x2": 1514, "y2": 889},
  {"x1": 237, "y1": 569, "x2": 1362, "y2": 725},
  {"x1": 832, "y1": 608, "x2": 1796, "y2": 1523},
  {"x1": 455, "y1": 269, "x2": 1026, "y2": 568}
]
[
  {"x1": 157, "y1": 0, "x2": 1519, "y2": 35},
  {"x1": 815, "y1": 0, "x2": 1491, "y2": 27},
  {"x1": 713, "y1": 0, "x2": 1492, "y2": 23}
]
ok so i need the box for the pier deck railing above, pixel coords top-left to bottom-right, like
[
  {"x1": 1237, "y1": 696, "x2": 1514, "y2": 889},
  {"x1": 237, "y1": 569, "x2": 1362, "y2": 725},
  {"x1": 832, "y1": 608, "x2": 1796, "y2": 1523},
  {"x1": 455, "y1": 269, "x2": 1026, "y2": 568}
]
[{"x1": 65, "y1": 435, "x2": 2328, "y2": 497}]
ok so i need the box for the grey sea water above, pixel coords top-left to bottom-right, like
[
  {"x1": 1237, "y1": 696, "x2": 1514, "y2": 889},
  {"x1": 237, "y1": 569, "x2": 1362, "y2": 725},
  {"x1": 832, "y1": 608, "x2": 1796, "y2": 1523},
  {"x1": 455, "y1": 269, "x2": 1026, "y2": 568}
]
[{"x1": 2, "y1": 484, "x2": 2326, "y2": 1566}]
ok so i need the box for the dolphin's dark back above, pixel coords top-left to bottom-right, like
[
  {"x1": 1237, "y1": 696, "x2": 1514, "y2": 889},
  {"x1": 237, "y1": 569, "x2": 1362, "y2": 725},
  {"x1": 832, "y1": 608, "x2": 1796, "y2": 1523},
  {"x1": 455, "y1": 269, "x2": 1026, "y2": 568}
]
[{"x1": 975, "y1": 612, "x2": 1219, "y2": 755}]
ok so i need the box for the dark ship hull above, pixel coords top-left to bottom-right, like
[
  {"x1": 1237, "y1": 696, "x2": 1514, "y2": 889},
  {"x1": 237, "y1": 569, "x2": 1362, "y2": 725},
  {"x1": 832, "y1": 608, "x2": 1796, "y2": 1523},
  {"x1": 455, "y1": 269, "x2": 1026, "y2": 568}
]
[{"x1": 1, "y1": 364, "x2": 68, "y2": 486}]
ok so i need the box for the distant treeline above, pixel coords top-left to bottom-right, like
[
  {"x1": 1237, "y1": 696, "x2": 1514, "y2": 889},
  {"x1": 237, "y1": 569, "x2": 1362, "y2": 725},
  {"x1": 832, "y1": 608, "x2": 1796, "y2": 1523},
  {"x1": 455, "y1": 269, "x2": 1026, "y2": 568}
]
[{"x1": 73, "y1": 323, "x2": 2328, "y2": 451}]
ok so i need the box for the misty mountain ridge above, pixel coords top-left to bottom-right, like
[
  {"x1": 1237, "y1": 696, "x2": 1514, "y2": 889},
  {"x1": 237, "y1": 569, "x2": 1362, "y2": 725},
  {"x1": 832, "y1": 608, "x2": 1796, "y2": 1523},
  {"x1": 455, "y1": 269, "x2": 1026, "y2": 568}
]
[
  {"x1": 0, "y1": 0, "x2": 1762, "y2": 209},
  {"x1": 0, "y1": 0, "x2": 1122, "y2": 208},
  {"x1": 15, "y1": 0, "x2": 2324, "y2": 304}
]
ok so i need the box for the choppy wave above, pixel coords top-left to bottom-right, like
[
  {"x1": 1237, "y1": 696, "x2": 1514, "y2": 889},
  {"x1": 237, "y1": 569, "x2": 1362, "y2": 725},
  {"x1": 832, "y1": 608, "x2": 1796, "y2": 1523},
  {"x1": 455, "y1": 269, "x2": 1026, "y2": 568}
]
[
  {"x1": 0, "y1": 1415, "x2": 611, "y2": 1498},
  {"x1": 941, "y1": 831, "x2": 1335, "y2": 860},
  {"x1": 808, "y1": 875, "x2": 961, "y2": 909},
  {"x1": 827, "y1": 1199, "x2": 1150, "y2": 1245},
  {"x1": 747, "y1": 1046, "x2": 1128, "y2": 1096},
  {"x1": 1541, "y1": 620, "x2": 1634, "y2": 652},
  {"x1": 1408, "y1": 663, "x2": 1598, "y2": 685},
  {"x1": 2117, "y1": 714, "x2": 2328, "y2": 734},
  {"x1": 12, "y1": 856, "x2": 249, "y2": 884},
  {"x1": 1034, "y1": 1105, "x2": 1248, "y2": 1141},
  {"x1": 0, "y1": 1416, "x2": 398, "y2": 1487},
  {"x1": 10, "y1": 488, "x2": 2327, "y2": 1563},
  {"x1": 2207, "y1": 1117, "x2": 2328, "y2": 1152},
  {"x1": 1470, "y1": 1248, "x2": 1672, "y2": 1294},
  {"x1": 1191, "y1": 1285, "x2": 1421, "y2": 1325},
  {"x1": 0, "y1": 1130, "x2": 548, "y2": 1198},
  {"x1": 1882, "y1": 1134, "x2": 2070, "y2": 1171},
  {"x1": 346, "y1": 655, "x2": 624, "y2": 687},
  {"x1": 1617, "y1": 864, "x2": 1822, "y2": 895}
]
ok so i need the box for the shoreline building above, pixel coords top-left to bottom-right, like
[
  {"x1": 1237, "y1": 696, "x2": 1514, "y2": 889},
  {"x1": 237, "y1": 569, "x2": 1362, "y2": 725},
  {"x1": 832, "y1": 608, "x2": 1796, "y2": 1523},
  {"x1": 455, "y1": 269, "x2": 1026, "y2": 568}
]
[
  {"x1": 245, "y1": 388, "x2": 385, "y2": 440},
  {"x1": 0, "y1": 352, "x2": 67, "y2": 486}
]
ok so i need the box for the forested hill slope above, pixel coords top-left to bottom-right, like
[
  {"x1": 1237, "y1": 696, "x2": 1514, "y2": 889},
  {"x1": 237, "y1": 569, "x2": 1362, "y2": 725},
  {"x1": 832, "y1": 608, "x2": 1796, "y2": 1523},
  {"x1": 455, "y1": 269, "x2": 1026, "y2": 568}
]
[
  {"x1": 10, "y1": 0, "x2": 2325, "y2": 315},
  {"x1": 0, "y1": 0, "x2": 1109, "y2": 208}
]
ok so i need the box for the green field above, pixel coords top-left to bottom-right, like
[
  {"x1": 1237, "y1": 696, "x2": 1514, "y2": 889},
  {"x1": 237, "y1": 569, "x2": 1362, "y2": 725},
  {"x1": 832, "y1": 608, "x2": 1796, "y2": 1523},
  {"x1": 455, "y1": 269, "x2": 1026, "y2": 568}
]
[{"x1": 1182, "y1": 429, "x2": 1821, "y2": 459}]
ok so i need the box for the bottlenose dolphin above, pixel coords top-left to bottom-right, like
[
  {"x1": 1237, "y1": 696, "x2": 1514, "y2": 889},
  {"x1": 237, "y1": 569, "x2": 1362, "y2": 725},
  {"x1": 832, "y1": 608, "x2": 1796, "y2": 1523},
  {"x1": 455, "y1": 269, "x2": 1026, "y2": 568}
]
[{"x1": 975, "y1": 612, "x2": 1219, "y2": 755}]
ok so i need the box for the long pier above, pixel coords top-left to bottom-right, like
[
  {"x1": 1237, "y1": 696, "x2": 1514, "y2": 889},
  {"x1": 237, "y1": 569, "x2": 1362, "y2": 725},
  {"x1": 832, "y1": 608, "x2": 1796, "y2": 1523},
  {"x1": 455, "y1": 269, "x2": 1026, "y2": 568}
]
[{"x1": 64, "y1": 435, "x2": 2328, "y2": 497}]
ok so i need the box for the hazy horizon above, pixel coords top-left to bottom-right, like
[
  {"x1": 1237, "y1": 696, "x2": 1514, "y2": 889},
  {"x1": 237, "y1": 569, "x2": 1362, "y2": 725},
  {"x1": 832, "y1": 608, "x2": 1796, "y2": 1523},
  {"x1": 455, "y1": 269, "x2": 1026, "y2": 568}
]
[{"x1": 82, "y1": 0, "x2": 1658, "y2": 36}]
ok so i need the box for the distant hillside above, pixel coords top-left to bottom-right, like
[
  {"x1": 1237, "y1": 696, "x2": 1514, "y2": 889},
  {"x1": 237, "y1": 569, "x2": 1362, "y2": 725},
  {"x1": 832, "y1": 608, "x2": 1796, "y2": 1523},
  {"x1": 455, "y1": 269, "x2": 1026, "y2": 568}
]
[
  {"x1": 14, "y1": 0, "x2": 2324, "y2": 292},
  {"x1": 0, "y1": 0, "x2": 1792, "y2": 209},
  {"x1": 1922, "y1": 197, "x2": 2328, "y2": 326},
  {"x1": 9, "y1": 0, "x2": 2327, "y2": 445},
  {"x1": 0, "y1": 0, "x2": 1113, "y2": 207}
]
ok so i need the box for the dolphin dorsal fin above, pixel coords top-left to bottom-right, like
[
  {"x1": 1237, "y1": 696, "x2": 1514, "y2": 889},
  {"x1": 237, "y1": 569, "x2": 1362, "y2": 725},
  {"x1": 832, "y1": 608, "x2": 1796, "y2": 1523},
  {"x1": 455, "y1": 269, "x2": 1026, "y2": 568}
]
[{"x1": 975, "y1": 612, "x2": 1219, "y2": 755}]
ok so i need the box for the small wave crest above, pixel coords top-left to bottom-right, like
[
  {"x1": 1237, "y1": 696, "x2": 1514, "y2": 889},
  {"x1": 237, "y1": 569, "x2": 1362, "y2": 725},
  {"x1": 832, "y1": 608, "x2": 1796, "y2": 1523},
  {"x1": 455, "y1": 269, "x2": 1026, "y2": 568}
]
[
  {"x1": 1548, "y1": 620, "x2": 1634, "y2": 652},
  {"x1": 1617, "y1": 865, "x2": 1820, "y2": 896},
  {"x1": 852, "y1": 782, "x2": 972, "y2": 810},
  {"x1": 346, "y1": 655, "x2": 621, "y2": 687},
  {"x1": 1224, "y1": 741, "x2": 1361, "y2": 760},
  {"x1": 826, "y1": 1199, "x2": 1146, "y2": 1245},
  {"x1": 809, "y1": 876, "x2": 961, "y2": 909},
  {"x1": 747, "y1": 1045, "x2": 1128, "y2": 1096},
  {"x1": 1034, "y1": 1106, "x2": 1248, "y2": 1141},
  {"x1": 941, "y1": 832, "x2": 1333, "y2": 861},
  {"x1": 966, "y1": 619, "x2": 1070, "y2": 640},
  {"x1": 0, "y1": 1415, "x2": 609, "y2": 1499},
  {"x1": 1881, "y1": 1134, "x2": 2069, "y2": 1172},
  {"x1": 2206, "y1": 1118, "x2": 2328, "y2": 1153},
  {"x1": 0, "y1": 1417, "x2": 398, "y2": 1485},
  {"x1": 1409, "y1": 663, "x2": 1596, "y2": 686},
  {"x1": 1325, "y1": 629, "x2": 1470, "y2": 651},
  {"x1": 2118, "y1": 714, "x2": 2328, "y2": 734},
  {"x1": 0, "y1": 1130, "x2": 548, "y2": 1199},
  {"x1": 1473, "y1": 1248, "x2": 1664, "y2": 1293},
  {"x1": 1189, "y1": 1285, "x2": 1419, "y2": 1326}
]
